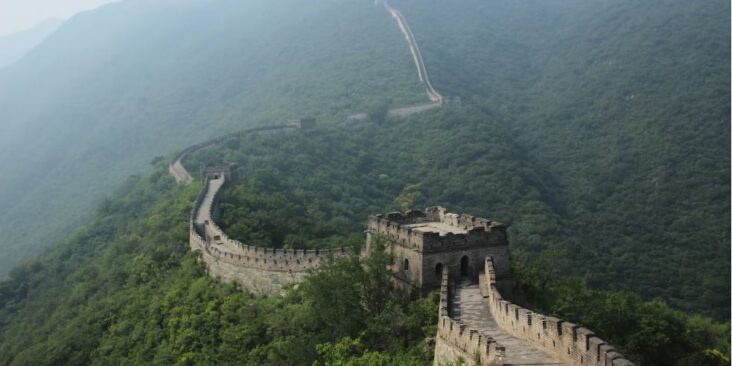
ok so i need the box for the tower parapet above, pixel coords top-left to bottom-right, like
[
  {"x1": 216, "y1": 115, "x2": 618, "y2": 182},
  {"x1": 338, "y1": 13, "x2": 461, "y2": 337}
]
[{"x1": 366, "y1": 206, "x2": 510, "y2": 293}]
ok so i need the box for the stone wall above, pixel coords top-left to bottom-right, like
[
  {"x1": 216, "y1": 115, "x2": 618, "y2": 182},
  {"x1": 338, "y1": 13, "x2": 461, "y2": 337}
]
[
  {"x1": 189, "y1": 173, "x2": 349, "y2": 293},
  {"x1": 190, "y1": 230, "x2": 311, "y2": 293},
  {"x1": 168, "y1": 124, "x2": 300, "y2": 184},
  {"x1": 180, "y1": 121, "x2": 356, "y2": 294},
  {"x1": 382, "y1": 0, "x2": 442, "y2": 104},
  {"x1": 433, "y1": 267, "x2": 505, "y2": 366},
  {"x1": 481, "y1": 258, "x2": 634, "y2": 366}
]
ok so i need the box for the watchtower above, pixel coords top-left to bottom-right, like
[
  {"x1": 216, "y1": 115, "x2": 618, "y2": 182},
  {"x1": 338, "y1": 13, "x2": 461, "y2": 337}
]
[
  {"x1": 366, "y1": 206, "x2": 510, "y2": 295},
  {"x1": 199, "y1": 165, "x2": 233, "y2": 183},
  {"x1": 290, "y1": 117, "x2": 316, "y2": 129}
]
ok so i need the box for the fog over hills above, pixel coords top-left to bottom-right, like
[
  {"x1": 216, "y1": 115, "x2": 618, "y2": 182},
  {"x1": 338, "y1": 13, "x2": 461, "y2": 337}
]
[
  {"x1": 0, "y1": 0, "x2": 422, "y2": 274},
  {"x1": 0, "y1": 0, "x2": 728, "y2": 364},
  {"x1": 0, "y1": 18, "x2": 63, "y2": 69},
  {"x1": 0, "y1": 0, "x2": 727, "y2": 317}
]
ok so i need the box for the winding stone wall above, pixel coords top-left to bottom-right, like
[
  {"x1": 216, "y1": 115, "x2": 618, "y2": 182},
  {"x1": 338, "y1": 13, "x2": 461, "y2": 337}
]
[
  {"x1": 188, "y1": 169, "x2": 349, "y2": 294},
  {"x1": 190, "y1": 230, "x2": 312, "y2": 294},
  {"x1": 382, "y1": 0, "x2": 442, "y2": 104},
  {"x1": 169, "y1": 3, "x2": 634, "y2": 362},
  {"x1": 481, "y1": 258, "x2": 634, "y2": 366},
  {"x1": 175, "y1": 123, "x2": 351, "y2": 294}
]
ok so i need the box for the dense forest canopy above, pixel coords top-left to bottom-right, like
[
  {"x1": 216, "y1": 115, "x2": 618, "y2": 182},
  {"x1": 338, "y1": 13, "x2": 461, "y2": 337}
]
[
  {"x1": 394, "y1": 0, "x2": 730, "y2": 319},
  {"x1": 0, "y1": 116, "x2": 728, "y2": 365}
]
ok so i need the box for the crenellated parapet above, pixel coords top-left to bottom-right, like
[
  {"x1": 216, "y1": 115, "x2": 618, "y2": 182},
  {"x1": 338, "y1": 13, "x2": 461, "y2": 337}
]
[
  {"x1": 481, "y1": 258, "x2": 634, "y2": 366},
  {"x1": 367, "y1": 208, "x2": 507, "y2": 254},
  {"x1": 434, "y1": 267, "x2": 506, "y2": 366},
  {"x1": 188, "y1": 168, "x2": 349, "y2": 293},
  {"x1": 366, "y1": 207, "x2": 510, "y2": 293}
]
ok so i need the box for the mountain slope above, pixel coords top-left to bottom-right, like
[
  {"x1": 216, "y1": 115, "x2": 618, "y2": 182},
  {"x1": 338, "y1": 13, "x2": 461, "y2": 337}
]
[
  {"x1": 394, "y1": 0, "x2": 730, "y2": 319},
  {"x1": 1, "y1": 112, "x2": 728, "y2": 365},
  {"x1": 0, "y1": 0, "x2": 424, "y2": 275},
  {"x1": 0, "y1": 19, "x2": 62, "y2": 69}
]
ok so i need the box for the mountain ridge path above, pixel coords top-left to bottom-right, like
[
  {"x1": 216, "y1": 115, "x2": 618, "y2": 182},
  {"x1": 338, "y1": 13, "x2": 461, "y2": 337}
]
[{"x1": 453, "y1": 280, "x2": 567, "y2": 366}]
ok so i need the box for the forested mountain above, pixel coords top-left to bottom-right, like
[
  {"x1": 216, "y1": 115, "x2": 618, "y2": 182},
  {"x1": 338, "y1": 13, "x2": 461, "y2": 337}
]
[
  {"x1": 0, "y1": 0, "x2": 729, "y2": 364},
  {"x1": 0, "y1": 0, "x2": 422, "y2": 275},
  {"x1": 1, "y1": 114, "x2": 728, "y2": 365},
  {"x1": 0, "y1": 19, "x2": 62, "y2": 69},
  {"x1": 394, "y1": 0, "x2": 730, "y2": 319},
  {"x1": 0, "y1": 157, "x2": 436, "y2": 365}
]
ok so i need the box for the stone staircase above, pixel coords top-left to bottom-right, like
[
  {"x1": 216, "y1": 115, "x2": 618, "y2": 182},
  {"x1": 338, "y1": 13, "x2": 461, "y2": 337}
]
[{"x1": 453, "y1": 280, "x2": 566, "y2": 366}]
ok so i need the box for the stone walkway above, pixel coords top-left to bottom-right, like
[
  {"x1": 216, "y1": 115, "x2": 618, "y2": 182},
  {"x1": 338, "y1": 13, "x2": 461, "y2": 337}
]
[
  {"x1": 170, "y1": 157, "x2": 193, "y2": 184},
  {"x1": 195, "y1": 176, "x2": 224, "y2": 225},
  {"x1": 453, "y1": 282, "x2": 565, "y2": 366}
]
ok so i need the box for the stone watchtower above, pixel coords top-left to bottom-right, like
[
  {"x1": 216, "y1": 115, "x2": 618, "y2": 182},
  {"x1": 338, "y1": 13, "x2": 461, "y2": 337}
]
[
  {"x1": 289, "y1": 117, "x2": 316, "y2": 129},
  {"x1": 366, "y1": 206, "x2": 511, "y2": 295},
  {"x1": 200, "y1": 165, "x2": 234, "y2": 183}
]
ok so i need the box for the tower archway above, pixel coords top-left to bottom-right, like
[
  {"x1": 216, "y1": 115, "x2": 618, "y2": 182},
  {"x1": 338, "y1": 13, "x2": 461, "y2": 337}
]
[{"x1": 460, "y1": 255, "x2": 469, "y2": 277}]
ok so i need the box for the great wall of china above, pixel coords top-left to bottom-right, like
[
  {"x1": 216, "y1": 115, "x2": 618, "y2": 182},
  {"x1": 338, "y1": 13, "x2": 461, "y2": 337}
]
[
  {"x1": 432, "y1": 258, "x2": 633, "y2": 366},
  {"x1": 168, "y1": 2, "x2": 634, "y2": 364},
  {"x1": 188, "y1": 162, "x2": 350, "y2": 293},
  {"x1": 384, "y1": 0, "x2": 441, "y2": 104}
]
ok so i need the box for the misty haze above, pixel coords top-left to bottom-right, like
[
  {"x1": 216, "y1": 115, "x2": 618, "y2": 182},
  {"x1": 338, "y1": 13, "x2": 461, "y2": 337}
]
[{"x1": 0, "y1": 0, "x2": 729, "y2": 365}]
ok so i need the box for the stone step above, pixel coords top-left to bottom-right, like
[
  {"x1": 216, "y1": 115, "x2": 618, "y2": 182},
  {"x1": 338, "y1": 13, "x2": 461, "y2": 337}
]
[{"x1": 454, "y1": 283, "x2": 566, "y2": 366}]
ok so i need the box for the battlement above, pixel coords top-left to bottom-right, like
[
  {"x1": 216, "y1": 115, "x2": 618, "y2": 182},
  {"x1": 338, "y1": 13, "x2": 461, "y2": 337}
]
[
  {"x1": 367, "y1": 206, "x2": 506, "y2": 253},
  {"x1": 189, "y1": 168, "x2": 349, "y2": 293},
  {"x1": 367, "y1": 206, "x2": 510, "y2": 293},
  {"x1": 435, "y1": 266, "x2": 506, "y2": 365},
  {"x1": 482, "y1": 258, "x2": 634, "y2": 366}
]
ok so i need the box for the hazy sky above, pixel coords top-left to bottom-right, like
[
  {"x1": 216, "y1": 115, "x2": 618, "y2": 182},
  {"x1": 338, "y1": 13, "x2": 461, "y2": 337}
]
[{"x1": 0, "y1": 0, "x2": 116, "y2": 37}]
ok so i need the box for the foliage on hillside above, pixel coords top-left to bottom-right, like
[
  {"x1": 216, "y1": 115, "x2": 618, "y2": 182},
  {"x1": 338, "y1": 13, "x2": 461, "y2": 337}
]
[
  {"x1": 0, "y1": 0, "x2": 727, "y2": 364},
  {"x1": 514, "y1": 251, "x2": 730, "y2": 366},
  {"x1": 0, "y1": 0, "x2": 424, "y2": 276},
  {"x1": 395, "y1": 0, "x2": 730, "y2": 319},
  {"x1": 0, "y1": 108, "x2": 728, "y2": 365},
  {"x1": 184, "y1": 111, "x2": 729, "y2": 364},
  {"x1": 0, "y1": 161, "x2": 435, "y2": 365}
]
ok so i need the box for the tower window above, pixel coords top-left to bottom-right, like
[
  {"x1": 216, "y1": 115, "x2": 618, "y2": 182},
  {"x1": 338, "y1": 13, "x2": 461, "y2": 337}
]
[{"x1": 403, "y1": 258, "x2": 409, "y2": 271}]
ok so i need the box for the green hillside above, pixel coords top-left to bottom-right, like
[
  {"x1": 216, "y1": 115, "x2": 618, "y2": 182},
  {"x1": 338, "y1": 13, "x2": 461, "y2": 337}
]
[
  {"x1": 0, "y1": 160, "x2": 437, "y2": 365},
  {"x1": 0, "y1": 0, "x2": 423, "y2": 275},
  {"x1": 394, "y1": 0, "x2": 730, "y2": 319},
  {"x1": 1, "y1": 115, "x2": 728, "y2": 365},
  {"x1": 0, "y1": 0, "x2": 728, "y2": 364}
]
